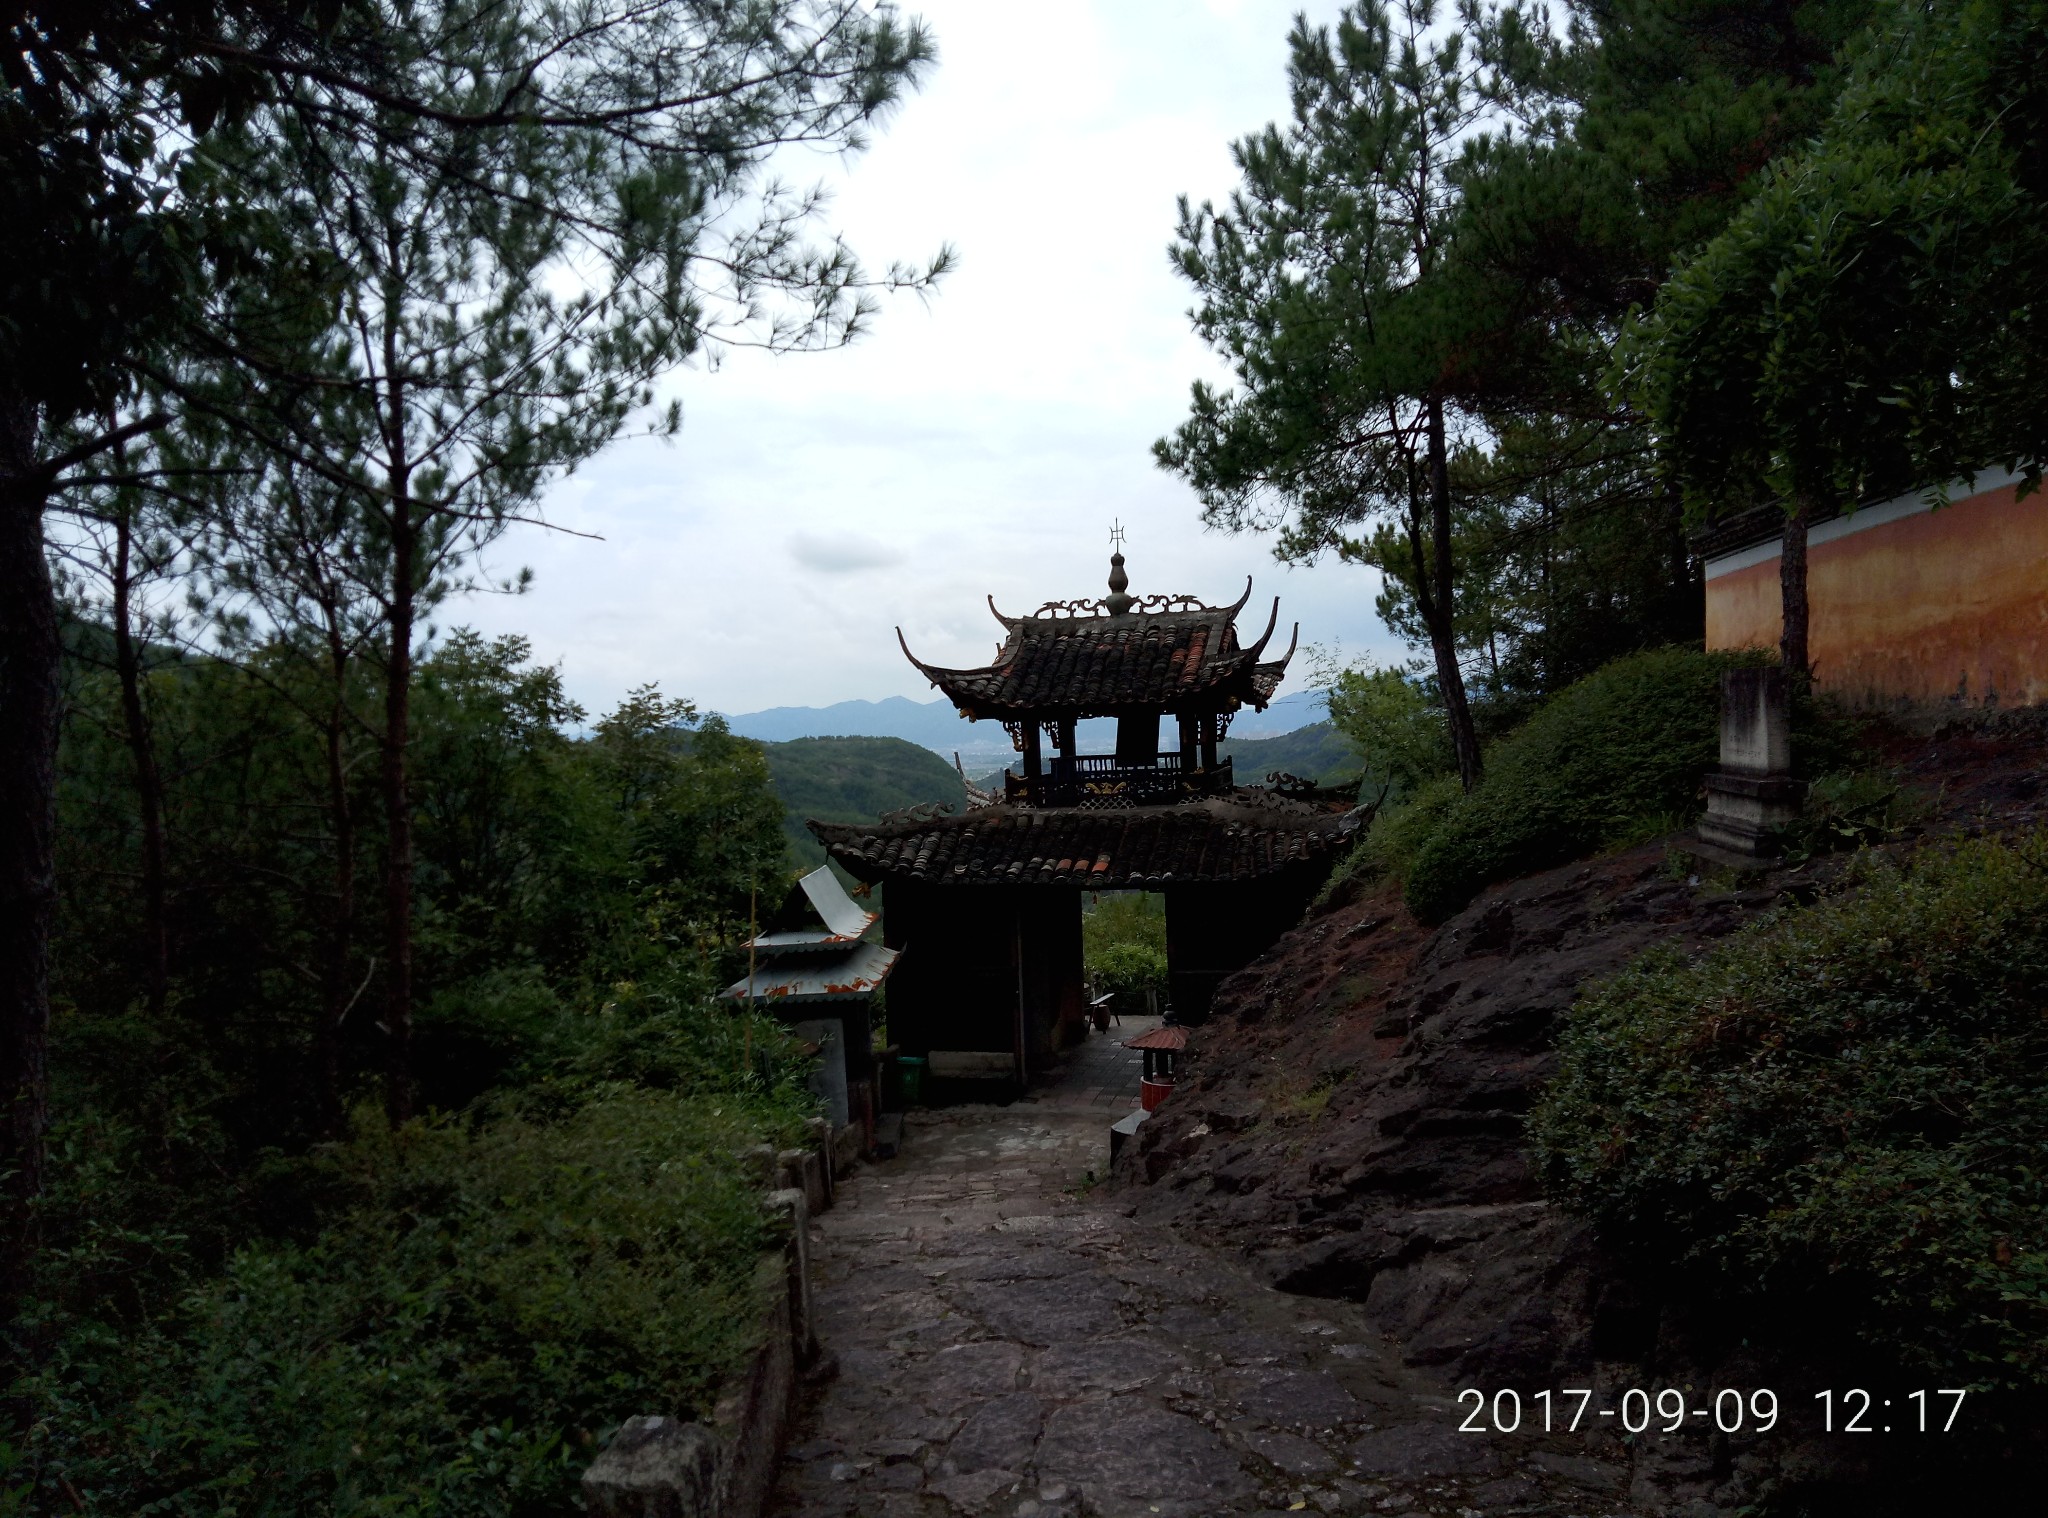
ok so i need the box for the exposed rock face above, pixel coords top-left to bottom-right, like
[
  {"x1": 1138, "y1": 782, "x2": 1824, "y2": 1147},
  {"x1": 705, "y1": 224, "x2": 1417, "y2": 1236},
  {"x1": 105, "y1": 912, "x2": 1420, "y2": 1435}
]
[
  {"x1": 1120, "y1": 844, "x2": 1767, "y2": 1385},
  {"x1": 1114, "y1": 714, "x2": 2048, "y2": 1514}
]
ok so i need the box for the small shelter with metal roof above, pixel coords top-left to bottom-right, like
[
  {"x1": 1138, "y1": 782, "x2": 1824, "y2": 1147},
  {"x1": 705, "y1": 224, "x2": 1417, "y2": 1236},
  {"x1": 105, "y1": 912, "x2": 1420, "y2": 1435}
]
[
  {"x1": 810, "y1": 547, "x2": 1357, "y2": 1098},
  {"x1": 722, "y1": 866, "x2": 896, "y2": 1137}
]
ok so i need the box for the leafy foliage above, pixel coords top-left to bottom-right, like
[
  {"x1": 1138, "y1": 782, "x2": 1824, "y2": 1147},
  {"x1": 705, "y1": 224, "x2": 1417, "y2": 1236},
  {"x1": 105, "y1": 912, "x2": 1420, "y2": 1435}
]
[
  {"x1": 1623, "y1": 0, "x2": 2048, "y2": 520},
  {"x1": 16, "y1": 1086, "x2": 807, "y2": 1516},
  {"x1": 1155, "y1": 0, "x2": 1567, "y2": 789},
  {"x1": 1321, "y1": 664, "x2": 1454, "y2": 801},
  {"x1": 1399, "y1": 647, "x2": 1774, "y2": 921},
  {"x1": 1084, "y1": 895, "x2": 1169, "y2": 1012},
  {"x1": 23, "y1": 624, "x2": 811, "y2": 1510},
  {"x1": 1089, "y1": 943, "x2": 1170, "y2": 1010},
  {"x1": 1084, "y1": 893, "x2": 1167, "y2": 962},
  {"x1": 1532, "y1": 834, "x2": 2048, "y2": 1389}
]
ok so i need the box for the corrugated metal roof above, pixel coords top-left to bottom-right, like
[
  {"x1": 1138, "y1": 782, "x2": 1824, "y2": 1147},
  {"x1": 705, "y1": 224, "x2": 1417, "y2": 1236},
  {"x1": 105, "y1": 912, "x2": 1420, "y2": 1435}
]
[
  {"x1": 749, "y1": 927, "x2": 867, "y2": 954},
  {"x1": 721, "y1": 940, "x2": 898, "y2": 1004},
  {"x1": 800, "y1": 865, "x2": 872, "y2": 939},
  {"x1": 743, "y1": 865, "x2": 877, "y2": 952}
]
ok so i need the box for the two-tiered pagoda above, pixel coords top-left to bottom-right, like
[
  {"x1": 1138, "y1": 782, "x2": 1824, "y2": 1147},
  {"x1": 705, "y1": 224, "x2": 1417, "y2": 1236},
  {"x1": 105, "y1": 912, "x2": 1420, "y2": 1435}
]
[{"x1": 810, "y1": 550, "x2": 1357, "y2": 1094}]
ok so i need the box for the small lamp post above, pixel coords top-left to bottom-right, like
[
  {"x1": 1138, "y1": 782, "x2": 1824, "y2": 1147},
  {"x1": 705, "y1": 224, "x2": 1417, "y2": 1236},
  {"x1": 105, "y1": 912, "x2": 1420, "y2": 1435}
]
[{"x1": 1124, "y1": 1023, "x2": 1188, "y2": 1112}]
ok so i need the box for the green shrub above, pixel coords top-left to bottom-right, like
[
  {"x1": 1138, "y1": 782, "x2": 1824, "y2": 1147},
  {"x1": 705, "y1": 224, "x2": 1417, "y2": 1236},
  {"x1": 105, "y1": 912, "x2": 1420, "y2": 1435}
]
[
  {"x1": 1530, "y1": 834, "x2": 2048, "y2": 1389},
  {"x1": 1084, "y1": 894, "x2": 1169, "y2": 1011},
  {"x1": 1322, "y1": 662, "x2": 1454, "y2": 801},
  {"x1": 1090, "y1": 941, "x2": 1169, "y2": 1008},
  {"x1": 1310, "y1": 774, "x2": 1463, "y2": 909},
  {"x1": 1402, "y1": 647, "x2": 1775, "y2": 922},
  {"x1": 1082, "y1": 891, "x2": 1167, "y2": 963},
  {"x1": 14, "y1": 1088, "x2": 801, "y2": 1516},
  {"x1": 1780, "y1": 768, "x2": 1926, "y2": 861}
]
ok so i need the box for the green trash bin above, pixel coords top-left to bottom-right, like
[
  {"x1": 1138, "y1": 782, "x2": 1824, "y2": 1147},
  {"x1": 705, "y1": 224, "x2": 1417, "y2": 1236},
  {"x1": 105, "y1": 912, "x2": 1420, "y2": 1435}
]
[{"x1": 896, "y1": 1054, "x2": 927, "y2": 1107}]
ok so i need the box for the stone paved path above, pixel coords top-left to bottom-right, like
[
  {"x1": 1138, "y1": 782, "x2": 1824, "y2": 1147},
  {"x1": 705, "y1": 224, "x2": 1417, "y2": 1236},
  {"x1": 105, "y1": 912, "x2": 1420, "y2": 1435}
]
[{"x1": 769, "y1": 1031, "x2": 1635, "y2": 1518}]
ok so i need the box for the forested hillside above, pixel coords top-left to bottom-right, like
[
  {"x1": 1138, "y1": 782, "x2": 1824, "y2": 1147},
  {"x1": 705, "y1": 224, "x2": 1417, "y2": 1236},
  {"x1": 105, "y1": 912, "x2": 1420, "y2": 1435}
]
[
  {"x1": 759, "y1": 736, "x2": 967, "y2": 866},
  {"x1": 1220, "y1": 721, "x2": 1360, "y2": 787}
]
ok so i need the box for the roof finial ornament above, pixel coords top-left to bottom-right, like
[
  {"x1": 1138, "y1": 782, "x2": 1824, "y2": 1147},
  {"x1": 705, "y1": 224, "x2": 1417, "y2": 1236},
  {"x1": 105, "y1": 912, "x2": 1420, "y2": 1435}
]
[{"x1": 1105, "y1": 519, "x2": 1134, "y2": 616}]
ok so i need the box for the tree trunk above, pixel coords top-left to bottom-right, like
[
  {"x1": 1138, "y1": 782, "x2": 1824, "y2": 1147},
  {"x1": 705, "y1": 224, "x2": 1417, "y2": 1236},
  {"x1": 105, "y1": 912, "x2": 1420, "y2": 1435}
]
[
  {"x1": 1663, "y1": 481, "x2": 1701, "y2": 645},
  {"x1": 0, "y1": 395, "x2": 55, "y2": 1319},
  {"x1": 317, "y1": 610, "x2": 356, "y2": 1139},
  {"x1": 380, "y1": 493, "x2": 416, "y2": 1127},
  {"x1": 1424, "y1": 399, "x2": 1483, "y2": 791},
  {"x1": 111, "y1": 514, "x2": 170, "y2": 1020},
  {"x1": 1779, "y1": 493, "x2": 1811, "y2": 681}
]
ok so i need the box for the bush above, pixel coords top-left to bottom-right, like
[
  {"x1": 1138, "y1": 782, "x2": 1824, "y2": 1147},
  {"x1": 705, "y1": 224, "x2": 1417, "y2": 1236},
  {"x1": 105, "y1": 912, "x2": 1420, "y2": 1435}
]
[
  {"x1": 1530, "y1": 834, "x2": 2048, "y2": 1389},
  {"x1": 1084, "y1": 894, "x2": 1169, "y2": 1012},
  {"x1": 1310, "y1": 773, "x2": 1463, "y2": 909},
  {"x1": 1090, "y1": 941, "x2": 1169, "y2": 1009},
  {"x1": 1322, "y1": 662, "x2": 1454, "y2": 801},
  {"x1": 1082, "y1": 892, "x2": 1166, "y2": 964},
  {"x1": 13, "y1": 1088, "x2": 804, "y2": 1517},
  {"x1": 1401, "y1": 647, "x2": 1774, "y2": 922}
]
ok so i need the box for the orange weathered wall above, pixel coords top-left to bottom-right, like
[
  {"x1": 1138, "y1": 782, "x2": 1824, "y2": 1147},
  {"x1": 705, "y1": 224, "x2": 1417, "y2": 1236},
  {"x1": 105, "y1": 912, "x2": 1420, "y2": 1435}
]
[{"x1": 1705, "y1": 481, "x2": 2048, "y2": 707}]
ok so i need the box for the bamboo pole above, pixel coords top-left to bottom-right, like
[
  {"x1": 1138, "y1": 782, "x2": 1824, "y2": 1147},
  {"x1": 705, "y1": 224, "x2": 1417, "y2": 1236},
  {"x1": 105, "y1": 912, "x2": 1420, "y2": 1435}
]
[{"x1": 744, "y1": 886, "x2": 756, "y2": 1079}]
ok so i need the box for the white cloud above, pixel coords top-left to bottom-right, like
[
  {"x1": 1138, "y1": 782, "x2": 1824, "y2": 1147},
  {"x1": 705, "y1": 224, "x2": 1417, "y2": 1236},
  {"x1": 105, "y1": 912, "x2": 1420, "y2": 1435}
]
[
  {"x1": 456, "y1": 0, "x2": 1403, "y2": 716},
  {"x1": 788, "y1": 530, "x2": 906, "y2": 573}
]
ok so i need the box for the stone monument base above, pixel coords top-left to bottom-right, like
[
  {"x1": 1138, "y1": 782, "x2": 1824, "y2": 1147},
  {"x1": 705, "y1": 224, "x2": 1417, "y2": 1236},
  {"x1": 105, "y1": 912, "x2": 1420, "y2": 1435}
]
[{"x1": 1698, "y1": 767, "x2": 1806, "y2": 859}]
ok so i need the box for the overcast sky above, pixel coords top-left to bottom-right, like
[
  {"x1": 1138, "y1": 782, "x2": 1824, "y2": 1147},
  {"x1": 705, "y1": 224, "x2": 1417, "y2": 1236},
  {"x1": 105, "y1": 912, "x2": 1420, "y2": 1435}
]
[{"x1": 457, "y1": 0, "x2": 1407, "y2": 720}]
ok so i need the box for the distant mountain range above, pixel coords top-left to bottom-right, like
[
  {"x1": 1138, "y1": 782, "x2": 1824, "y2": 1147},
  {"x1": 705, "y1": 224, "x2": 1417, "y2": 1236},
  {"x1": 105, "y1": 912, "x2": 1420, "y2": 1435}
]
[{"x1": 724, "y1": 688, "x2": 1328, "y2": 760}]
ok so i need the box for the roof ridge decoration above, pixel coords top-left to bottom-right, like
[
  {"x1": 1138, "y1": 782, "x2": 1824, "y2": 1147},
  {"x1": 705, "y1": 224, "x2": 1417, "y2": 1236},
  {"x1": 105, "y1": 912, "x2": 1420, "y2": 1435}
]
[
  {"x1": 896, "y1": 561, "x2": 1296, "y2": 721},
  {"x1": 881, "y1": 799, "x2": 955, "y2": 826},
  {"x1": 1030, "y1": 590, "x2": 1217, "y2": 619},
  {"x1": 1245, "y1": 597, "x2": 1281, "y2": 657},
  {"x1": 1105, "y1": 546, "x2": 1134, "y2": 615}
]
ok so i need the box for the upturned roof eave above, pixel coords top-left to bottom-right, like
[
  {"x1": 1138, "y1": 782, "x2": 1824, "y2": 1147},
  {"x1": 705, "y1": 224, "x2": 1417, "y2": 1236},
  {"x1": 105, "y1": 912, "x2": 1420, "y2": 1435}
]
[{"x1": 925, "y1": 670, "x2": 1273, "y2": 722}]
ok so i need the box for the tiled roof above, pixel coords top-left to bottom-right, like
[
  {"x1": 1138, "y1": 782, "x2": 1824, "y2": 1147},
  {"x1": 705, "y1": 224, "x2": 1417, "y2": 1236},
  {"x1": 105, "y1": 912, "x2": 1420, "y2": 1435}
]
[
  {"x1": 808, "y1": 792, "x2": 1355, "y2": 888},
  {"x1": 1123, "y1": 1024, "x2": 1188, "y2": 1051},
  {"x1": 1691, "y1": 502, "x2": 1791, "y2": 561},
  {"x1": 900, "y1": 596, "x2": 1297, "y2": 718}
]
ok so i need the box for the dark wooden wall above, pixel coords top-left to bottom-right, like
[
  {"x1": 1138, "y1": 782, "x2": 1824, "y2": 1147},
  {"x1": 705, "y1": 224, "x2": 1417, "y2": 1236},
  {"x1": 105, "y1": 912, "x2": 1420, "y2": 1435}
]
[
  {"x1": 1019, "y1": 889, "x2": 1086, "y2": 1061},
  {"x1": 874, "y1": 864, "x2": 1322, "y2": 1102},
  {"x1": 878, "y1": 883, "x2": 1082, "y2": 1084}
]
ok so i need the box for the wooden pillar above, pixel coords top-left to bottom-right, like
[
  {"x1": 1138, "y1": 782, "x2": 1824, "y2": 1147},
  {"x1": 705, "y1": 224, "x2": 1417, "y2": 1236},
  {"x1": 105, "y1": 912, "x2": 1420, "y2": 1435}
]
[
  {"x1": 1022, "y1": 721, "x2": 1042, "y2": 781},
  {"x1": 1057, "y1": 719, "x2": 1075, "y2": 760},
  {"x1": 1199, "y1": 714, "x2": 1218, "y2": 770},
  {"x1": 1176, "y1": 711, "x2": 1198, "y2": 769}
]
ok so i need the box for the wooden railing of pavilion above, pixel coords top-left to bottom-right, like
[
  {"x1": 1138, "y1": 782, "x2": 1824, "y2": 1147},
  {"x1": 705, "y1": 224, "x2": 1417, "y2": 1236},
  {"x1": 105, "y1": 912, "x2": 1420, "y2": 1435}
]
[{"x1": 1002, "y1": 754, "x2": 1235, "y2": 808}]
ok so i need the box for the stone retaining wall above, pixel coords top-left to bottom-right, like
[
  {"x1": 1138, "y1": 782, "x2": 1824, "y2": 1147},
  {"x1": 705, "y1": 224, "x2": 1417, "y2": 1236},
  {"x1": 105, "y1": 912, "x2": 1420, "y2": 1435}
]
[{"x1": 582, "y1": 1119, "x2": 846, "y2": 1518}]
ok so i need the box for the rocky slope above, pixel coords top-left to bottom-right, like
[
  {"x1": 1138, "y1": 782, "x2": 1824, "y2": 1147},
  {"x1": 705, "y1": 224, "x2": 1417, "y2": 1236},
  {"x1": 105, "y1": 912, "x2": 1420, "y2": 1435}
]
[{"x1": 1115, "y1": 713, "x2": 2048, "y2": 1515}]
